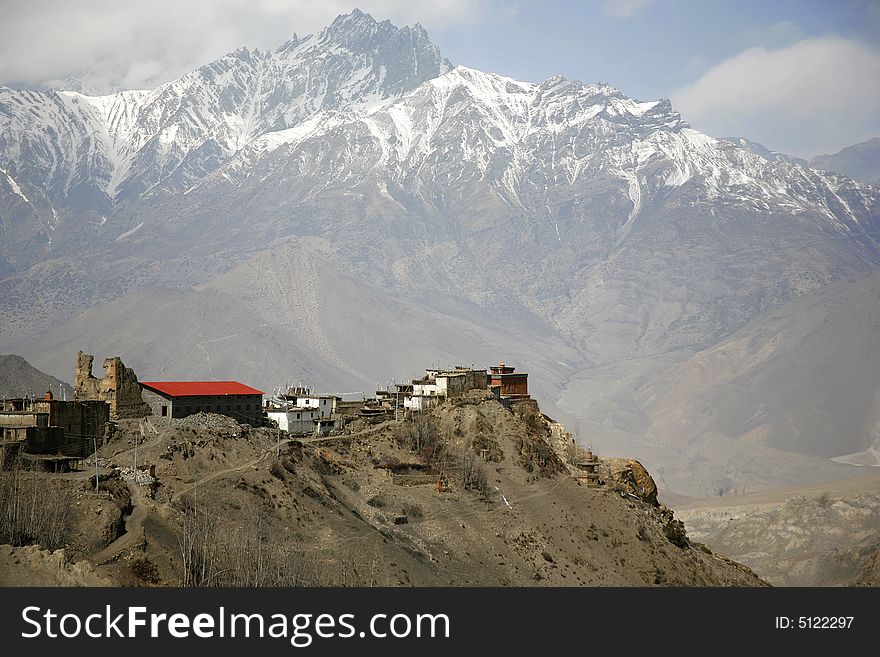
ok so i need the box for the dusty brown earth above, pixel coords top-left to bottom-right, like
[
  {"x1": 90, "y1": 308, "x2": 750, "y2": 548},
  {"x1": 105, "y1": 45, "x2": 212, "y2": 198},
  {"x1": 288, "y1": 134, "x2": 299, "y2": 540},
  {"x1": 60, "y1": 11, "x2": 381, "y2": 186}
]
[
  {"x1": 0, "y1": 545, "x2": 114, "y2": 586},
  {"x1": 1, "y1": 396, "x2": 765, "y2": 587}
]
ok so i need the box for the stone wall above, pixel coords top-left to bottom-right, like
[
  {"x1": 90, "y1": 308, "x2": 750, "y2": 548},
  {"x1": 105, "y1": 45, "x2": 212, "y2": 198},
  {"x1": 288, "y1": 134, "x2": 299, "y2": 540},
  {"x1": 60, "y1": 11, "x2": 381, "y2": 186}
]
[
  {"x1": 1, "y1": 399, "x2": 111, "y2": 459},
  {"x1": 38, "y1": 399, "x2": 111, "y2": 446},
  {"x1": 437, "y1": 370, "x2": 488, "y2": 398},
  {"x1": 74, "y1": 351, "x2": 151, "y2": 420},
  {"x1": 140, "y1": 388, "x2": 170, "y2": 419}
]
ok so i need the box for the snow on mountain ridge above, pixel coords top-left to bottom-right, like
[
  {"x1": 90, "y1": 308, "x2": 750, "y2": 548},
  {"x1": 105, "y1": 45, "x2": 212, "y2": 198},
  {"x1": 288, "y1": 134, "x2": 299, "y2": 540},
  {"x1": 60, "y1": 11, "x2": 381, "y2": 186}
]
[
  {"x1": 0, "y1": 10, "x2": 876, "y2": 261},
  {"x1": 0, "y1": 10, "x2": 451, "y2": 208},
  {"x1": 207, "y1": 63, "x2": 875, "y2": 242}
]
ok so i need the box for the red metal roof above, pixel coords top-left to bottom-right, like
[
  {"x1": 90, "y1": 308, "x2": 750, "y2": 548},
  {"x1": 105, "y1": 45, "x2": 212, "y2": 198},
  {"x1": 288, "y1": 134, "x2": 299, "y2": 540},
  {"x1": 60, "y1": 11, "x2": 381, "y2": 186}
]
[{"x1": 140, "y1": 381, "x2": 264, "y2": 397}]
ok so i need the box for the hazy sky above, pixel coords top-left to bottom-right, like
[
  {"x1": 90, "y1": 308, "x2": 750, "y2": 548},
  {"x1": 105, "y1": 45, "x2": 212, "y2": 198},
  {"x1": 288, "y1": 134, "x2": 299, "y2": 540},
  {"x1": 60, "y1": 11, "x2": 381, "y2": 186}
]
[{"x1": 1, "y1": 0, "x2": 878, "y2": 158}]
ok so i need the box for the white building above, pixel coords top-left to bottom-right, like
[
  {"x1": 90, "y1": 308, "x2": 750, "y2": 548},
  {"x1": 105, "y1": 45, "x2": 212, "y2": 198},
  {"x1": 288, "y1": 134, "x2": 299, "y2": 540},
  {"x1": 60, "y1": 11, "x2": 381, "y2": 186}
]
[
  {"x1": 401, "y1": 367, "x2": 487, "y2": 411},
  {"x1": 403, "y1": 380, "x2": 441, "y2": 411},
  {"x1": 292, "y1": 395, "x2": 334, "y2": 419},
  {"x1": 403, "y1": 394, "x2": 441, "y2": 411},
  {"x1": 280, "y1": 387, "x2": 335, "y2": 419},
  {"x1": 266, "y1": 407, "x2": 320, "y2": 434}
]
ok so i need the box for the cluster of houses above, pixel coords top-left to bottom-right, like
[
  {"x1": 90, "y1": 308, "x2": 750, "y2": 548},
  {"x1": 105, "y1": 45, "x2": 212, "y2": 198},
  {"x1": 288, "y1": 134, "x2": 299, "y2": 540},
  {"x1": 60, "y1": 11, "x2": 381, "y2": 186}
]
[
  {"x1": 0, "y1": 352, "x2": 530, "y2": 471},
  {"x1": 387, "y1": 363, "x2": 530, "y2": 411}
]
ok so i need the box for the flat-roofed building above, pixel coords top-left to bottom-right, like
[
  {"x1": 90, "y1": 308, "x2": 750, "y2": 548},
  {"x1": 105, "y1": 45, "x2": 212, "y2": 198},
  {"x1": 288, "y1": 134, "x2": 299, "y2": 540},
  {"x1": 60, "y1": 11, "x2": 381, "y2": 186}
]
[
  {"x1": 140, "y1": 381, "x2": 264, "y2": 425},
  {"x1": 488, "y1": 362, "x2": 529, "y2": 399},
  {"x1": 1, "y1": 392, "x2": 111, "y2": 465}
]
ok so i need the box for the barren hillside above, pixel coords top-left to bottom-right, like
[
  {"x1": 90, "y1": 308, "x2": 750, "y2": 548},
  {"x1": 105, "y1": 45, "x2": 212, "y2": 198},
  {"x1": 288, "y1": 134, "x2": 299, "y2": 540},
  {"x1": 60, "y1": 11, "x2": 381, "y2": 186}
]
[
  {"x1": 1, "y1": 395, "x2": 764, "y2": 587},
  {"x1": 0, "y1": 354, "x2": 72, "y2": 399}
]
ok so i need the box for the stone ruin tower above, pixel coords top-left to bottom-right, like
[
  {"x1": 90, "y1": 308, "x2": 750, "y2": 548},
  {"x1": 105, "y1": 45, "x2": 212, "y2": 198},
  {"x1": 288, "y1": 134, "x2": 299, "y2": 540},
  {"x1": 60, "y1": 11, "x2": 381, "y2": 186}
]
[{"x1": 74, "y1": 351, "x2": 151, "y2": 420}]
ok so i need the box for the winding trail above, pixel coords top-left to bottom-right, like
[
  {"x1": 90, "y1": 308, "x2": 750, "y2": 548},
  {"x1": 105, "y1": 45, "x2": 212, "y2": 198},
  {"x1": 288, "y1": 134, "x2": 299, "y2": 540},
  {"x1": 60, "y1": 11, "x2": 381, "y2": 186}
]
[
  {"x1": 171, "y1": 440, "x2": 291, "y2": 501},
  {"x1": 88, "y1": 424, "x2": 395, "y2": 565},
  {"x1": 170, "y1": 426, "x2": 384, "y2": 500},
  {"x1": 90, "y1": 483, "x2": 148, "y2": 565}
]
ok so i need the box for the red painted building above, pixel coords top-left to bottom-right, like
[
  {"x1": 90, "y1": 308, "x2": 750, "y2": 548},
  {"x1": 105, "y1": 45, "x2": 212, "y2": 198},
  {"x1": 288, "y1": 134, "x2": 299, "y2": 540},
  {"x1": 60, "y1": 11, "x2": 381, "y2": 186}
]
[{"x1": 488, "y1": 362, "x2": 529, "y2": 399}]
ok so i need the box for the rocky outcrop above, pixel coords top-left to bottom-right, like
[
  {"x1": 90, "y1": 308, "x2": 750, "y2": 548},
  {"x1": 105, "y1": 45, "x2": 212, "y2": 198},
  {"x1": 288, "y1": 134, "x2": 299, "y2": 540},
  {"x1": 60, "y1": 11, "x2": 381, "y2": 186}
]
[
  {"x1": 75, "y1": 351, "x2": 150, "y2": 420},
  {"x1": 600, "y1": 458, "x2": 659, "y2": 506}
]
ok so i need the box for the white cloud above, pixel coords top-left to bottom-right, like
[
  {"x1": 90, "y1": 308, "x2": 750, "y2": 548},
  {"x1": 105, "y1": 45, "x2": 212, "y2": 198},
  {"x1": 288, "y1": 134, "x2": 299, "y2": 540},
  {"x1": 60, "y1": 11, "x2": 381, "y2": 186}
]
[
  {"x1": 604, "y1": 0, "x2": 653, "y2": 18},
  {"x1": 672, "y1": 37, "x2": 880, "y2": 158},
  {"x1": 0, "y1": 0, "x2": 502, "y2": 93}
]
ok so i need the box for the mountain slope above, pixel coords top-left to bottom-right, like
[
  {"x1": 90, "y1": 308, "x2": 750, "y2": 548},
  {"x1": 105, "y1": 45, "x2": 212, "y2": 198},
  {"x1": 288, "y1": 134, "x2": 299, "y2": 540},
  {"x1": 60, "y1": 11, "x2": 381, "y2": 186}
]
[
  {"x1": 0, "y1": 10, "x2": 450, "y2": 269},
  {"x1": 674, "y1": 472, "x2": 880, "y2": 586},
  {"x1": 811, "y1": 137, "x2": 880, "y2": 185},
  {"x1": 0, "y1": 354, "x2": 72, "y2": 398},
  {"x1": 8, "y1": 63, "x2": 875, "y2": 356},
  {"x1": 641, "y1": 270, "x2": 880, "y2": 484},
  {"x1": 11, "y1": 241, "x2": 580, "y2": 406},
  {"x1": 53, "y1": 396, "x2": 765, "y2": 586},
  {"x1": 1, "y1": 11, "x2": 879, "y2": 496}
]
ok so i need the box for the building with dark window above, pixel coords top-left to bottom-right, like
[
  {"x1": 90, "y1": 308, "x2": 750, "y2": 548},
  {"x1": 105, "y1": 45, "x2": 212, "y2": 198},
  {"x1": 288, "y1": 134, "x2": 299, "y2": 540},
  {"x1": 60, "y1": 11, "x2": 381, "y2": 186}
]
[
  {"x1": 139, "y1": 381, "x2": 264, "y2": 425},
  {"x1": 1, "y1": 391, "x2": 111, "y2": 468},
  {"x1": 488, "y1": 362, "x2": 529, "y2": 400}
]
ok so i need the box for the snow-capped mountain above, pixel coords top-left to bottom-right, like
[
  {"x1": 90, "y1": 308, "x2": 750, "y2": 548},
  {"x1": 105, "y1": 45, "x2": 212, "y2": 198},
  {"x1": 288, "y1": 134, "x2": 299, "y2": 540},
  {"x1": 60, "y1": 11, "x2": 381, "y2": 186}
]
[
  {"x1": 0, "y1": 9, "x2": 449, "y2": 212},
  {"x1": 210, "y1": 65, "x2": 876, "y2": 241},
  {"x1": 163, "y1": 62, "x2": 877, "y2": 357},
  {"x1": 1, "y1": 10, "x2": 879, "y2": 494}
]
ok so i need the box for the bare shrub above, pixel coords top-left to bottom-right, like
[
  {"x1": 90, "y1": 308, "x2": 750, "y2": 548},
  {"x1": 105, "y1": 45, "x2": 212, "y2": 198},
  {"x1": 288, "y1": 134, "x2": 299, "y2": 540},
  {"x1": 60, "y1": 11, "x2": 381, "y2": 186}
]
[
  {"x1": 0, "y1": 458, "x2": 72, "y2": 550},
  {"x1": 459, "y1": 447, "x2": 489, "y2": 497},
  {"x1": 269, "y1": 460, "x2": 286, "y2": 481},
  {"x1": 395, "y1": 414, "x2": 443, "y2": 458},
  {"x1": 130, "y1": 557, "x2": 160, "y2": 584},
  {"x1": 177, "y1": 493, "x2": 315, "y2": 587},
  {"x1": 178, "y1": 494, "x2": 219, "y2": 586},
  {"x1": 220, "y1": 514, "x2": 314, "y2": 586}
]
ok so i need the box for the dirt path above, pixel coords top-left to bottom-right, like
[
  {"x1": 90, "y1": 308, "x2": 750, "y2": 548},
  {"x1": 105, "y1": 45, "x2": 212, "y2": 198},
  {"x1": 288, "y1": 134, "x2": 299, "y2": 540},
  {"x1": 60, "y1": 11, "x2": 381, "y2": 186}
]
[
  {"x1": 90, "y1": 483, "x2": 149, "y2": 565},
  {"x1": 86, "y1": 441, "x2": 291, "y2": 566},
  {"x1": 170, "y1": 425, "x2": 387, "y2": 500},
  {"x1": 86, "y1": 425, "x2": 392, "y2": 564},
  {"x1": 171, "y1": 439, "x2": 294, "y2": 501}
]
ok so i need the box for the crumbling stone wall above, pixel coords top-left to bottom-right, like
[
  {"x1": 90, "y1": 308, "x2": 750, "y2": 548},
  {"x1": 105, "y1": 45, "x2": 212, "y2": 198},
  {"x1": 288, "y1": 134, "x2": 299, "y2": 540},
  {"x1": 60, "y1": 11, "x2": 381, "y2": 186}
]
[{"x1": 74, "y1": 351, "x2": 151, "y2": 420}]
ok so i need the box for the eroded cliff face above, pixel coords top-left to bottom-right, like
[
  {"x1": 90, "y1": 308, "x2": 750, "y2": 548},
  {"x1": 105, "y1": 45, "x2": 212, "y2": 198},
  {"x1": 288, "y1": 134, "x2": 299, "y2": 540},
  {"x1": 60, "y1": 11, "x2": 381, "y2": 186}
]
[
  {"x1": 857, "y1": 547, "x2": 880, "y2": 586},
  {"x1": 525, "y1": 406, "x2": 659, "y2": 506},
  {"x1": 75, "y1": 351, "x2": 150, "y2": 420}
]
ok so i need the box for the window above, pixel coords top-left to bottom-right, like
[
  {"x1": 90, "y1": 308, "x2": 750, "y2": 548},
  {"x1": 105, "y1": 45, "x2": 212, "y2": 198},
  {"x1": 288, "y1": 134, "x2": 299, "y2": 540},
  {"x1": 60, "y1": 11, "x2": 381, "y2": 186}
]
[{"x1": 161, "y1": 405, "x2": 167, "y2": 417}]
